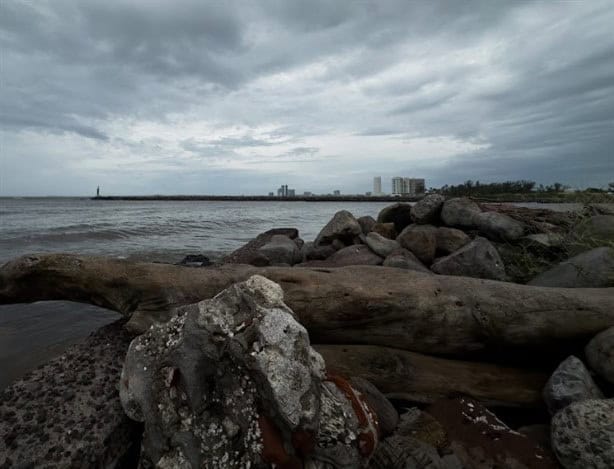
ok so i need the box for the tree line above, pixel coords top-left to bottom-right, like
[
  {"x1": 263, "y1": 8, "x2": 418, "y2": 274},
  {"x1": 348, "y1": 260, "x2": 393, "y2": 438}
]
[{"x1": 436, "y1": 180, "x2": 573, "y2": 196}]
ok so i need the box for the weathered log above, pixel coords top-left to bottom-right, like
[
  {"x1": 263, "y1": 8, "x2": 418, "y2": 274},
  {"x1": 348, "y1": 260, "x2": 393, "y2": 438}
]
[
  {"x1": 1, "y1": 253, "x2": 613, "y2": 358},
  {"x1": 315, "y1": 345, "x2": 547, "y2": 408}
]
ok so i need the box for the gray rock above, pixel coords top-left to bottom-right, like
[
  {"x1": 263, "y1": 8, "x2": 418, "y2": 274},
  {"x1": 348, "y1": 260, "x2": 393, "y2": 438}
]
[
  {"x1": 328, "y1": 244, "x2": 384, "y2": 266},
  {"x1": 369, "y1": 435, "x2": 446, "y2": 469},
  {"x1": 474, "y1": 211, "x2": 525, "y2": 241},
  {"x1": 523, "y1": 232, "x2": 565, "y2": 249},
  {"x1": 435, "y1": 227, "x2": 470, "y2": 255},
  {"x1": 372, "y1": 222, "x2": 397, "y2": 240},
  {"x1": 397, "y1": 225, "x2": 438, "y2": 265},
  {"x1": 430, "y1": 237, "x2": 506, "y2": 281},
  {"x1": 377, "y1": 203, "x2": 413, "y2": 232},
  {"x1": 527, "y1": 247, "x2": 614, "y2": 288},
  {"x1": 314, "y1": 210, "x2": 362, "y2": 246},
  {"x1": 543, "y1": 355, "x2": 604, "y2": 415},
  {"x1": 0, "y1": 319, "x2": 140, "y2": 468},
  {"x1": 411, "y1": 194, "x2": 445, "y2": 224},
  {"x1": 365, "y1": 232, "x2": 400, "y2": 258},
  {"x1": 570, "y1": 215, "x2": 614, "y2": 254},
  {"x1": 120, "y1": 275, "x2": 378, "y2": 467},
  {"x1": 223, "y1": 228, "x2": 299, "y2": 266},
  {"x1": 302, "y1": 241, "x2": 336, "y2": 261},
  {"x1": 349, "y1": 377, "x2": 399, "y2": 437},
  {"x1": 440, "y1": 197, "x2": 481, "y2": 229},
  {"x1": 551, "y1": 399, "x2": 614, "y2": 469},
  {"x1": 383, "y1": 249, "x2": 432, "y2": 274},
  {"x1": 258, "y1": 234, "x2": 302, "y2": 265},
  {"x1": 358, "y1": 215, "x2": 377, "y2": 234},
  {"x1": 585, "y1": 327, "x2": 614, "y2": 385}
]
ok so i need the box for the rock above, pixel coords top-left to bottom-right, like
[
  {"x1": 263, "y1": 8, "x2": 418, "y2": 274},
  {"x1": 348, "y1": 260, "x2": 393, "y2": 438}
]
[
  {"x1": 302, "y1": 241, "x2": 336, "y2": 261},
  {"x1": 411, "y1": 194, "x2": 445, "y2": 224},
  {"x1": 440, "y1": 197, "x2": 481, "y2": 229},
  {"x1": 358, "y1": 215, "x2": 377, "y2": 234},
  {"x1": 427, "y1": 397, "x2": 557, "y2": 468},
  {"x1": 377, "y1": 203, "x2": 413, "y2": 232},
  {"x1": 365, "y1": 232, "x2": 400, "y2": 258},
  {"x1": 314, "y1": 210, "x2": 362, "y2": 247},
  {"x1": 0, "y1": 319, "x2": 140, "y2": 468},
  {"x1": 327, "y1": 244, "x2": 384, "y2": 266},
  {"x1": 435, "y1": 227, "x2": 470, "y2": 255},
  {"x1": 371, "y1": 222, "x2": 397, "y2": 240},
  {"x1": 332, "y1": 238, "x2": 347, "y2": 250},
  {"x1": 441, "y1": 198, "x2": 525, "y2": 241},
  {"x1": 395, "y1": 408, "x2": 448, "y2": 451},
  {"x1": 585, "y1": 327, "x2": 614, "y2": 385},
  {"x1": 349, "y1": 377, "x2": 399, "y2": 437},
  {"x1": 522, "y1": 233, "x2": 565, "y2": 249},
  {"x1": 396, "y1": 225, "x2": 438, "y2": 265},
  {"x1": 369, "y1": 434, "x2": 447, "y2": 469},
  {"x1": 431, "y1": 237, "x2": 506, "y2": 281},
  {"x1": 587, "y1": 204, "x2": 614, "y2": 216},
  {"x1": 120, "y1": 275, "x2": 379, "y2": 468},
  {"x1": 258, "y1": 234, "x2": 302, "y2": 265},
  {"x1": 551, "y1": 399, "x2": 614, "y2": 469},
  {"x1": 543, "y1": 355, "x2": 604, "y2": 415},
  {"x1": 177, "y1": 254, "x2": 212, "y2": 267},
  {"x1": 383, "y1": 248, "x2": 432, "y2": 274},
  {"x1": 527, "y1": 247, "x2": 614, "y2": 288},
  {"x1": 474, "y1": 211, "x2": 525, "y2": 241},
  {"x1": 223, "y1": 228, "x2": 299, "y2": 266}
]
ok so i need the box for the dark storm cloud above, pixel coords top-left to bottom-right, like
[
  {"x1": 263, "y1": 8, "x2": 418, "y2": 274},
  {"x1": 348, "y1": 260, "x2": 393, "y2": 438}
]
[{"x1": 1, "y1": 0, "x2": 613, "y2": 195}]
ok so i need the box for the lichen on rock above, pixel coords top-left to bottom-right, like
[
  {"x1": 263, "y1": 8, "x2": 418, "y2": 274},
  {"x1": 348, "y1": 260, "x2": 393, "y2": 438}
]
[{"x1": 120, "y1": 274, "x2": 378, "y2": 468}]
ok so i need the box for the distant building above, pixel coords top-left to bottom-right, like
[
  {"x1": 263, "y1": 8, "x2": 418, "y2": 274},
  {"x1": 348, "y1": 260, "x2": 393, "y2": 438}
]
[
  {"x1": 333, "y1": 190, "x2": 341, "y2": 196},
  {"x1": 268, "y1": 192, "x2": 274, "y2": 197},
  {"x1": 277, "y1": 185, "x2": 296, "y2": 197},
  {"x1": 288, "y1": 189, "x2": 295, "y2": 197},
  {"x1": 303, "y1": 191, "x2": 312, "y2": 196},
  {"x1": 373, "y1": 176, "x2": 382, "y2": 195},
  {"x1": 391, "y1": 177, "x2": 426, "y2": 196}
]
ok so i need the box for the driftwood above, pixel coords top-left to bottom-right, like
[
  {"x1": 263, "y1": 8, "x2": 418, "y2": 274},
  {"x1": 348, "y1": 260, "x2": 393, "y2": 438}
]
[
  {"x1": 316, "y1": 345, "x2": 547, "y2": 408},
  {"x1": 1, "y1": 253, "x2": 613, "y2": 358}
]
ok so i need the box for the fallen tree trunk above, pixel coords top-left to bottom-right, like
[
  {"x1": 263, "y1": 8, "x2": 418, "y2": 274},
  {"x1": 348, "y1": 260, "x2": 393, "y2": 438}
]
[
  {"x1": 315, "y1": 345, "x2": 547, "y2": 408},
  {"x1": 1, "y1": 253, "x2": 613, "y2": 357}
]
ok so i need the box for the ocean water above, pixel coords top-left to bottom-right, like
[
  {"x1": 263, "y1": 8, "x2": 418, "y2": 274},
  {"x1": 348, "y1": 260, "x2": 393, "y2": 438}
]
[{"x1": 0, "y1": 197, "x2": 394, "y2": 387}]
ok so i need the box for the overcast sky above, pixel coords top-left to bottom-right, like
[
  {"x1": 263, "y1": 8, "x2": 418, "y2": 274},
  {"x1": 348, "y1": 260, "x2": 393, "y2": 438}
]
[{"x1": 1, "y1": 0, "x2": 613, "y2": 196}]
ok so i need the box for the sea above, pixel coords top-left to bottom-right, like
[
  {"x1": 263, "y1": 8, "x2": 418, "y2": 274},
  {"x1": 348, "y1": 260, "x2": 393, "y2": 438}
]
[{"x1": 0, "y1": 197, "x2": 397, "y2": 388}]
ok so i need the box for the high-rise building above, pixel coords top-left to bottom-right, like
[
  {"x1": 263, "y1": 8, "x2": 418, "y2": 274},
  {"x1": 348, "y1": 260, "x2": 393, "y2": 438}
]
[
  {"x1": 392, "y1": 177, "x2": 404, "y2": 195},
  {"x1": 373, "y1": 176, "x2": 382, "y2": 195},
  {"x1": 391, "y1": 177, "x2": 426, "y2": 196},
  {"x1": 333, "y1": 190, "x2": 341, "y2": 196}
]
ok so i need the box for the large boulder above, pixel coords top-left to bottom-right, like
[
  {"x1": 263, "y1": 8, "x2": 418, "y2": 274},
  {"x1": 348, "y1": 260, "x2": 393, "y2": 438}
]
[
  {"x1": 396, "y1": 225, "x2": 438, "y2": 265},
  {"x1": 371, "y1": 222, "x2": 397, "y2": 240},
  {"x1": 435, "y1": 227, "x2": 470, "y2": 255},
  {"x1": 223, "y1": 228, "x2": 299, "y2": 266},
  {"x1": 474, "y1": 211, "x2": 525, "y2": 241},
  {"x1": 430, "y1": 237, "x2": 506, "y2": 281},
  {"x1": 441, "y1": 198, "x2": 525, "y2": 241},
  {"x1": 302, "y1": 241, "x2": 336, "y2": 261},
  {"x1": 411, "y1": 194, "x2": 445, "y2": 224},
  {"x1": 349, "y1": 377, "x2": 399, "y2": 437},
  {"x1": 440, "y1": 197, "x2": 481, "y2": 229},
  {"x1": 542, "y1": 355, "x2": 604, "y2": 416},
  {"x1": 314, "y1": 210, "x2": 362, "y2": 247},
  {"x1": 551, "y1": 399, "x2": 614, "y2": 469},
  {"x1": 570, "y1": 214, "x2": 614, "y2": 254},
  {"x1": 427, "y1": 397, "x2": 557, "y2": 468},
  {"x1": 327, "y1": 245, "x2": 384, "y2": 266},
  {"x1": 383, "y1": 249, "x2": 431, "y2": 274},
  {"x1": 377, "y1": 203, "x2": 413, "y2": 233},
  {"x1": 585, "y1": 327, "x2": 614, "y2": 385},
  {"x1": 527, "y1": 247, "x2": 614, "y2": 288},
  {"x1": 0, "y1": 319, "x2": 140, "y2": 468},
  {"x1": 357, "y1": 215, "x2": 377, "y2": 235},
  {"x1": 120, "y1": 276, "x2": 379, "y2": 468},
  {"x1": 365, "y1": 232, "x2": 400, "y2": 258},
  {"x1": 258, "y1": 234, "x2": 302, "y2": 265}
]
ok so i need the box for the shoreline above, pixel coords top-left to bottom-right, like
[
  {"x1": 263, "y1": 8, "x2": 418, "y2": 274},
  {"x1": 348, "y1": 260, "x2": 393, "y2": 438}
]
[{"x1": 91, "y1": 195, "x2": 423, "y2": 202}]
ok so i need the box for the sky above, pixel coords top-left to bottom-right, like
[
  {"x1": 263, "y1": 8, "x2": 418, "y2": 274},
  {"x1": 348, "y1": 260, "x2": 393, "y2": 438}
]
[{"x1": 1, "y1": 0, "x2": 613, "y2": 196}]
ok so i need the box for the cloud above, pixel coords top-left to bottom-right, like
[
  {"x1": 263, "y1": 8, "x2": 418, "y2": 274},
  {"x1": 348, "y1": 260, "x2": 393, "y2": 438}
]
[{"x1": 1, "y1": 0, "x2": 613, "y2": 195}]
